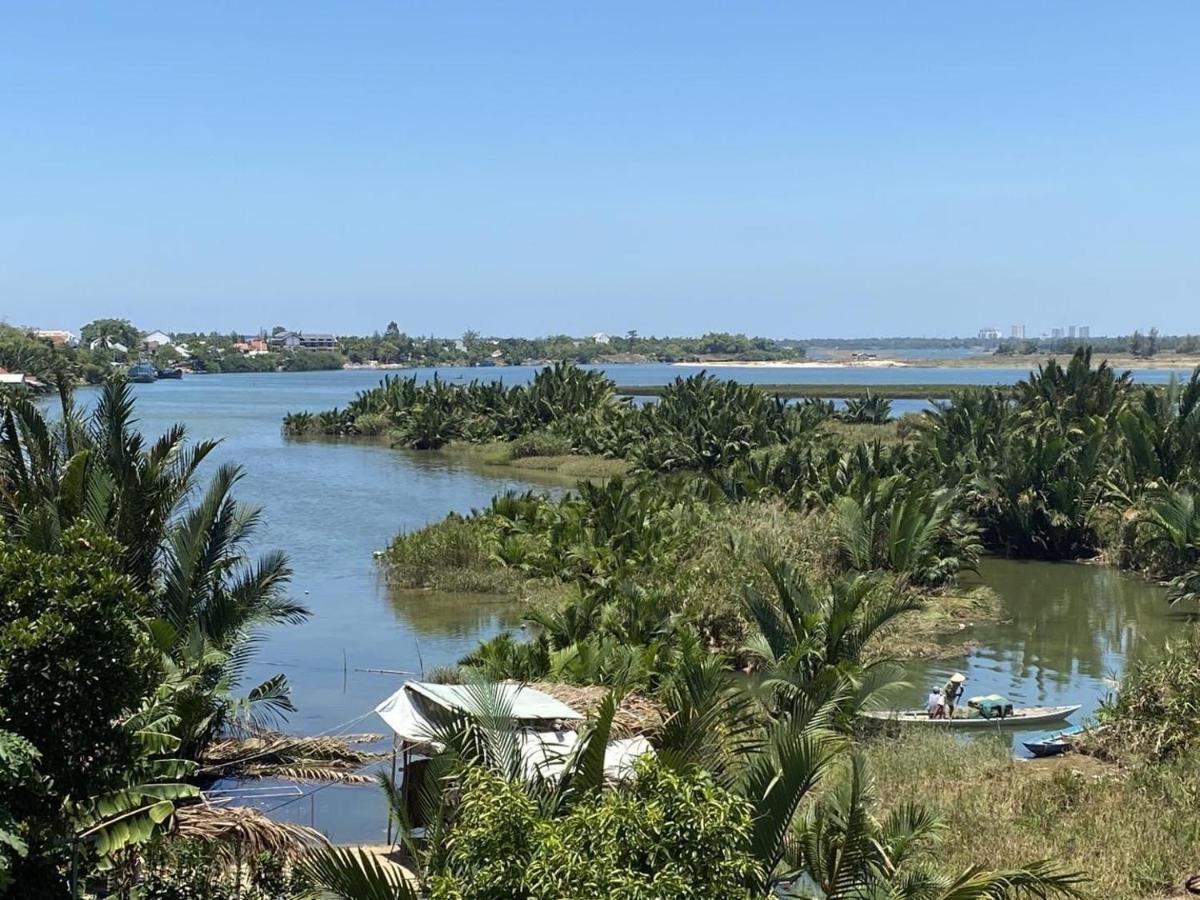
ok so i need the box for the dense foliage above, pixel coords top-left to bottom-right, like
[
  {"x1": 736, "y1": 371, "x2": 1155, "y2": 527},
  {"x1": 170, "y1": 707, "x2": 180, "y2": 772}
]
[
  {"x1": 429, "y1": 762, "x2": 761, "y2": 899},
  {"x1": 0, "y1": 382, "x2": 328, "y2": 895}
]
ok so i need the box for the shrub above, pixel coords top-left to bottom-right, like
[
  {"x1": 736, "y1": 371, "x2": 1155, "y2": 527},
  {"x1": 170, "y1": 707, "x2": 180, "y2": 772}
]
[
  {"x1": 1096, "y1": 625, "x2": 1200, "y2": 761},
  {"x1": 380, "y1": 515, "x2": 517, "y2": 593},
  {"x1": 431, "y1": 760, "x2": 762, "y2": 900},
  {"x1": 509, "y1": 430, "x2": 573, "y2": 459}
]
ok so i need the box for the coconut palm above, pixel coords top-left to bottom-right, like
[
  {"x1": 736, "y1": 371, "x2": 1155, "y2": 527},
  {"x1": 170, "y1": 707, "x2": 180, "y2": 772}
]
[
  {"x1": 0, "y1": 380, "x2": 219, "y2": 591},
  {"x1": 147, "y1": 463, "x2": 309, "y2": 759}
]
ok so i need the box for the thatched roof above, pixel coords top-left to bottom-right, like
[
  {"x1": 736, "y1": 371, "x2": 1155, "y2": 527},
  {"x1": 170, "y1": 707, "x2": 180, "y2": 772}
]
[
  {"x1": 174, "y1": 804, "x2": 327, "y2": 859},
  {"x1": 526, "y1": 682, "x2": 665, "y2": 738},
  {"x1": 199, "y1": 732, "x2": 384, "y2": 783}
]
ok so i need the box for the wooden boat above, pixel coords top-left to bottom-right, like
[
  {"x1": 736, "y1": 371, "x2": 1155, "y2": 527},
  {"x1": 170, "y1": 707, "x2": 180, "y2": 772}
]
[
  {"x1": 863, "y1": 704, "x2": 1081, "y2": 728},
  {"x1": 156, "y1": 367, "x2": 183, "y2": 379},
  {"x1": 1023, "y1": 726, "x2": 1085, "y2": 758}
]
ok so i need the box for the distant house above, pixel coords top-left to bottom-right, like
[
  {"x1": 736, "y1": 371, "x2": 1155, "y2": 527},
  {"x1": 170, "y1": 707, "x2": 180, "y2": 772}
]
[
  {"x1": 89, "y1": 337, "x2": 129, "y2": 354},
  {"x1": 0, "y1": 372, "x2": 43, "y2": 389},
  {"x1": 232, "y1": 337, "x2": 269, "y2": 354},
  {"x1": 268, "y1": 331, "x2": 338, "y2": 351},
  {"x1": 34, "y1": 329, "x2": 76, "y2": 347},
  {"x1": 591, "y1": 332, "x2": 612, "y2": 345},
  {"x1": 142, "y1": 330, "x2": 173, "y2": 350}
]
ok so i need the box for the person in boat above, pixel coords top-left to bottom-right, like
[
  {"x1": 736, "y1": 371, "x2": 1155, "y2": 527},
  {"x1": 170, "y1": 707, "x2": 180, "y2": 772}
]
[
  {"x1": 926, "y1": 686, "x2": 946, "y2": 719},
  {"x1": 943, "y1": 673, "x2": 967, "y2": 718}
]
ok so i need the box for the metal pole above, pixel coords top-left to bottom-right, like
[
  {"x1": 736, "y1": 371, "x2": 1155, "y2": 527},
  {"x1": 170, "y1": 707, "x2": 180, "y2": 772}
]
[{"x1": 387, "y1": 734, "x2": 398, "y2": 845}]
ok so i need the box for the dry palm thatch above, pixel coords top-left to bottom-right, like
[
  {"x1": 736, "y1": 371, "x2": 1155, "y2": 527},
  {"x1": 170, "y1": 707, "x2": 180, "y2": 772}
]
[
  {"x1": 527, "y1": 682, "x2": 665, "y2": 738},
  {"x1": 173, "y1": 803, "x2": 328, "y2": 859},
  {"x1": 199, "y1": 732, "x2": 385, "y2": 784}
]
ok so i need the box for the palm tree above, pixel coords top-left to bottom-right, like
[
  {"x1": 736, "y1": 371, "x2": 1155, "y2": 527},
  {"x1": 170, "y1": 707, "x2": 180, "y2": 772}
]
[
  {"x1": 833, "y1": 477, "x2": 981, "y2": 587},
  {"x1": 0, "y1": 380, "x2": 218, "y2": 590},
  {"x1": 148, "y1": 463, "x2": 309, "y2": 760},
  {"x1": 740, "y1": 556, "x2": 920, "y2": 723},
  {"x1": 0, "y1": 380, "x2": 314, "y2": 773}
]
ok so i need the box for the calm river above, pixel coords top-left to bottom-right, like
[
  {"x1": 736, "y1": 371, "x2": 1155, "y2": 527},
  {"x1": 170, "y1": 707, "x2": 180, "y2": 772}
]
[{"x1": 92, "y1": 365, "x2": 1187, "y2": 841}]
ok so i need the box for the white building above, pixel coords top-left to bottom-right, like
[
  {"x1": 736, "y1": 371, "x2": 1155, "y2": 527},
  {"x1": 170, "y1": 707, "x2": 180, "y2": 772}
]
[
  {"x1": 34, "y1": 329, "x2": 76, "y2": 347},
  {"x1": 591, "y1": 332, "x2": 612, "y2": 345},
  {"x1": 142, "y1": 330, "x2": 173, "y2": 349},
  {"x1": 1010, "y1": 324, "x2": 1025, "y2": 339},
  {"x1": 978, "y1": 327, "x2": 1001, "y2": 341}
]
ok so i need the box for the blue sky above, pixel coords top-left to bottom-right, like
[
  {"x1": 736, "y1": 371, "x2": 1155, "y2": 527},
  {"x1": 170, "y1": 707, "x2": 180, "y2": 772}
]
[{"x1": 2, "y1": 3, "x2": 1198, "y2": 338}]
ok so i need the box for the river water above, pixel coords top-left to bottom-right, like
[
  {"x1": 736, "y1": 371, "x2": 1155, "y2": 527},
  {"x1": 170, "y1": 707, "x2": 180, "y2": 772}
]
[{"x1": 93, "y1": 364, "x2": 1189, "y2": 841}]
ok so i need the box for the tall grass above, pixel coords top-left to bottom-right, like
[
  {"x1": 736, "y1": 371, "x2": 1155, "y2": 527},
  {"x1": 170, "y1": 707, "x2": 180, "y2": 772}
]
[
  {"x1": 860, "y1": 730, "x2": 1200, "y2": 898},
  {"x1": 379, "y1": 515, "x2": 518, "y2": 594}
]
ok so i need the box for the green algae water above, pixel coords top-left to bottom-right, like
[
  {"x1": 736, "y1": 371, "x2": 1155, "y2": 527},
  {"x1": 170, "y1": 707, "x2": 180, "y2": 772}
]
[
  {"x1": 65, "y1": 367, "x2": 1194, "y2": 841},
  {"x1": 899, "y1": 557, "x2": 1185, "y2": 754}
]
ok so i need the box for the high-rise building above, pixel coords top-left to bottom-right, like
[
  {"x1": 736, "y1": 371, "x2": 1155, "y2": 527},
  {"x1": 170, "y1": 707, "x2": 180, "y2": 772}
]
[
  {"x1": 1011, "y1": 324, "x2": 1025, "y2": 339},
  {"x1": 1051, "y1": 327, "x2": 1064, "y2": 339},
  {"x1": 1079, "y1": 326, "x2": 1090, "y2": 339},
  {"x1": 1068, "y1": 325, "x2": 1077, "y2": 339},
  {"x1": 978, "y1": 327, "x2": 1001, "y2": 341}
]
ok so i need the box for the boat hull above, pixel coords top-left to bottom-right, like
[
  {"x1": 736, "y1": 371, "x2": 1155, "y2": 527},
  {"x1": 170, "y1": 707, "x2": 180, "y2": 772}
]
[
  {"x1": 1023, "y1": 739, "x2": 1071, "y2": 757},
  {"x1": 863, "y1": 704, "x2": 1081, "y2": 728}
]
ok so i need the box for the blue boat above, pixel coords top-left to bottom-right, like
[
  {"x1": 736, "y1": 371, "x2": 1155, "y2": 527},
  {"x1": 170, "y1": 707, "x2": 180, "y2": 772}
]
[
  {"x1": 127, "y1": 361, "x2": 158, "y2": 383},
  {"x1": 1023, "y1": 725, "x2": 1085, "y2": 758}
]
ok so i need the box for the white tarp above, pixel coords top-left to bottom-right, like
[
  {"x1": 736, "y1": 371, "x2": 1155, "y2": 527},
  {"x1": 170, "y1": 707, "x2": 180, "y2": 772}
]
[
  {"x1": 374, "y1": 682, "x2": 653, "y2": 780},
  {"x1": 375, "y1": 682, "x2": 583, "y2": 747},
  {"x1": 517, "y1": 731, "x2": 654, "y2": 782},
  {"x1": 407, "y1": 682, "x2": 583, "y2": 721}
]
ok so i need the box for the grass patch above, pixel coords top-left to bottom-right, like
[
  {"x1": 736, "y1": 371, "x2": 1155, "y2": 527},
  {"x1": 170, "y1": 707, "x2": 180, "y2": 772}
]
[
  {"x1": 378, "y1": 515, "x2": 520, "y2": 594},
  {"x1": 872, "y1": 584, "x2": 1004, "y2": 660},
  {"x1": 441, "y1": 440, "x2": 628, "y2": 480},
  {"x1": 816, "y1": 419, "x2": 904, "y2": 446},
  {"x1": 858, "y1": 730, "x2": 1200, "y2": 898},
  {"x1": 504, "y1": 454, "x2": 628, "y2": 479}
]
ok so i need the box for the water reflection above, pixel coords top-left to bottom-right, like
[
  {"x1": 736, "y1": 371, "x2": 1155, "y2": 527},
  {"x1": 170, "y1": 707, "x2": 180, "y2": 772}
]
[
  {"x1": 904, "y1": 557, "x2": 1190, "y2": 753},
  {"x1": 387, "y1": 588, "x2": 523, "y2": 640}
]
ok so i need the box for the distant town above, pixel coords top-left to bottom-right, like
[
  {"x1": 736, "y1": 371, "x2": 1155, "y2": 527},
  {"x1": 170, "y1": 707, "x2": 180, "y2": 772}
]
[{"x1": 1, "y1": 317, "x2": 1196, "y2": 388}]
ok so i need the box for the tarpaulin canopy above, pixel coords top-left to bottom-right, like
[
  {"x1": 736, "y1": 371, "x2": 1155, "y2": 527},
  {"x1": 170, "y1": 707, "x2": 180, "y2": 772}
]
[
  {"x1": 374, "y1": 681, "x2": 652, "y2": 780},
  {"x1": 375, "y1": 682, "x2": 583, "y2": 748}
]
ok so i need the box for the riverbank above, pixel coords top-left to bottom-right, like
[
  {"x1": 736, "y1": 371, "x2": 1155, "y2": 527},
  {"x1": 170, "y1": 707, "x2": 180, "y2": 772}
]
[
  {"x1": 619, "y1": 382, "x2": 981, "y2": 399},
  {"x1": 860, "y1": 730, "x2": 1200, "y2": 898},
  {"x1": 903, "y1": 352, "x2": 1200, "y2": 370},
  {"x1": 439, "y1": 440, "x2": 628, "y2": 480}
]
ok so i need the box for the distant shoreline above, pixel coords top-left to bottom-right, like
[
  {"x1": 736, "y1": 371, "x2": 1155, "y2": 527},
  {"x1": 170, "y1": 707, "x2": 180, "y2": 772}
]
[{"x1": 672, "y1": 359, "x2": 910, "y2": 369}]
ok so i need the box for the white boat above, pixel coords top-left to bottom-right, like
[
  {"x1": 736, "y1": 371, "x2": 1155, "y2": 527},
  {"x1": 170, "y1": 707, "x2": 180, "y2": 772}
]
[{"x1": 862, "y1": 704, "x2": 1081, "y2": 728}]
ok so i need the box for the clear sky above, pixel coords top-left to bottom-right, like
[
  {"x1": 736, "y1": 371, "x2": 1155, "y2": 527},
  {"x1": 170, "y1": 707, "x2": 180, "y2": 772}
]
[{"x1": 2, "y1": 3, "x2": 1198, "y2": 338}]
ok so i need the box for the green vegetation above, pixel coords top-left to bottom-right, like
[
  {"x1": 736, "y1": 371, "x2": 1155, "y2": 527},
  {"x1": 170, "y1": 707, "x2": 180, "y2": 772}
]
[
  {"x1": 620, "y1": 383, "x2": 984, "y2": 399},
  {"x1": 12, "y1": 347, "x2": 1200, "y2": 895},
  {"x1": 859, "y1": 718, "x2": 1200, "y2": 898},
  {"x1": 0, "y1": 382, "x2": 370, "y2": 895},
  {"x1": 365, "y1": 349, "x2": 1200, "y2": 895}
]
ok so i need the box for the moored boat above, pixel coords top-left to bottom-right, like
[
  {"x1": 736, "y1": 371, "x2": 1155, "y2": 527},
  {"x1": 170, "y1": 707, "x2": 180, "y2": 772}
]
[
  {"x1": 156, "y1": 366, "x2": 183, "y2": 379},
  {"x1": 863, "y1": 704, "x2": 1081, "y2": 728},
  {"x1": 127, "y1": 361, "x2": 158, "y2": 383},
  {"x1": 1023, "y1": 725, "x2": 1085, "y2": 757}
]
